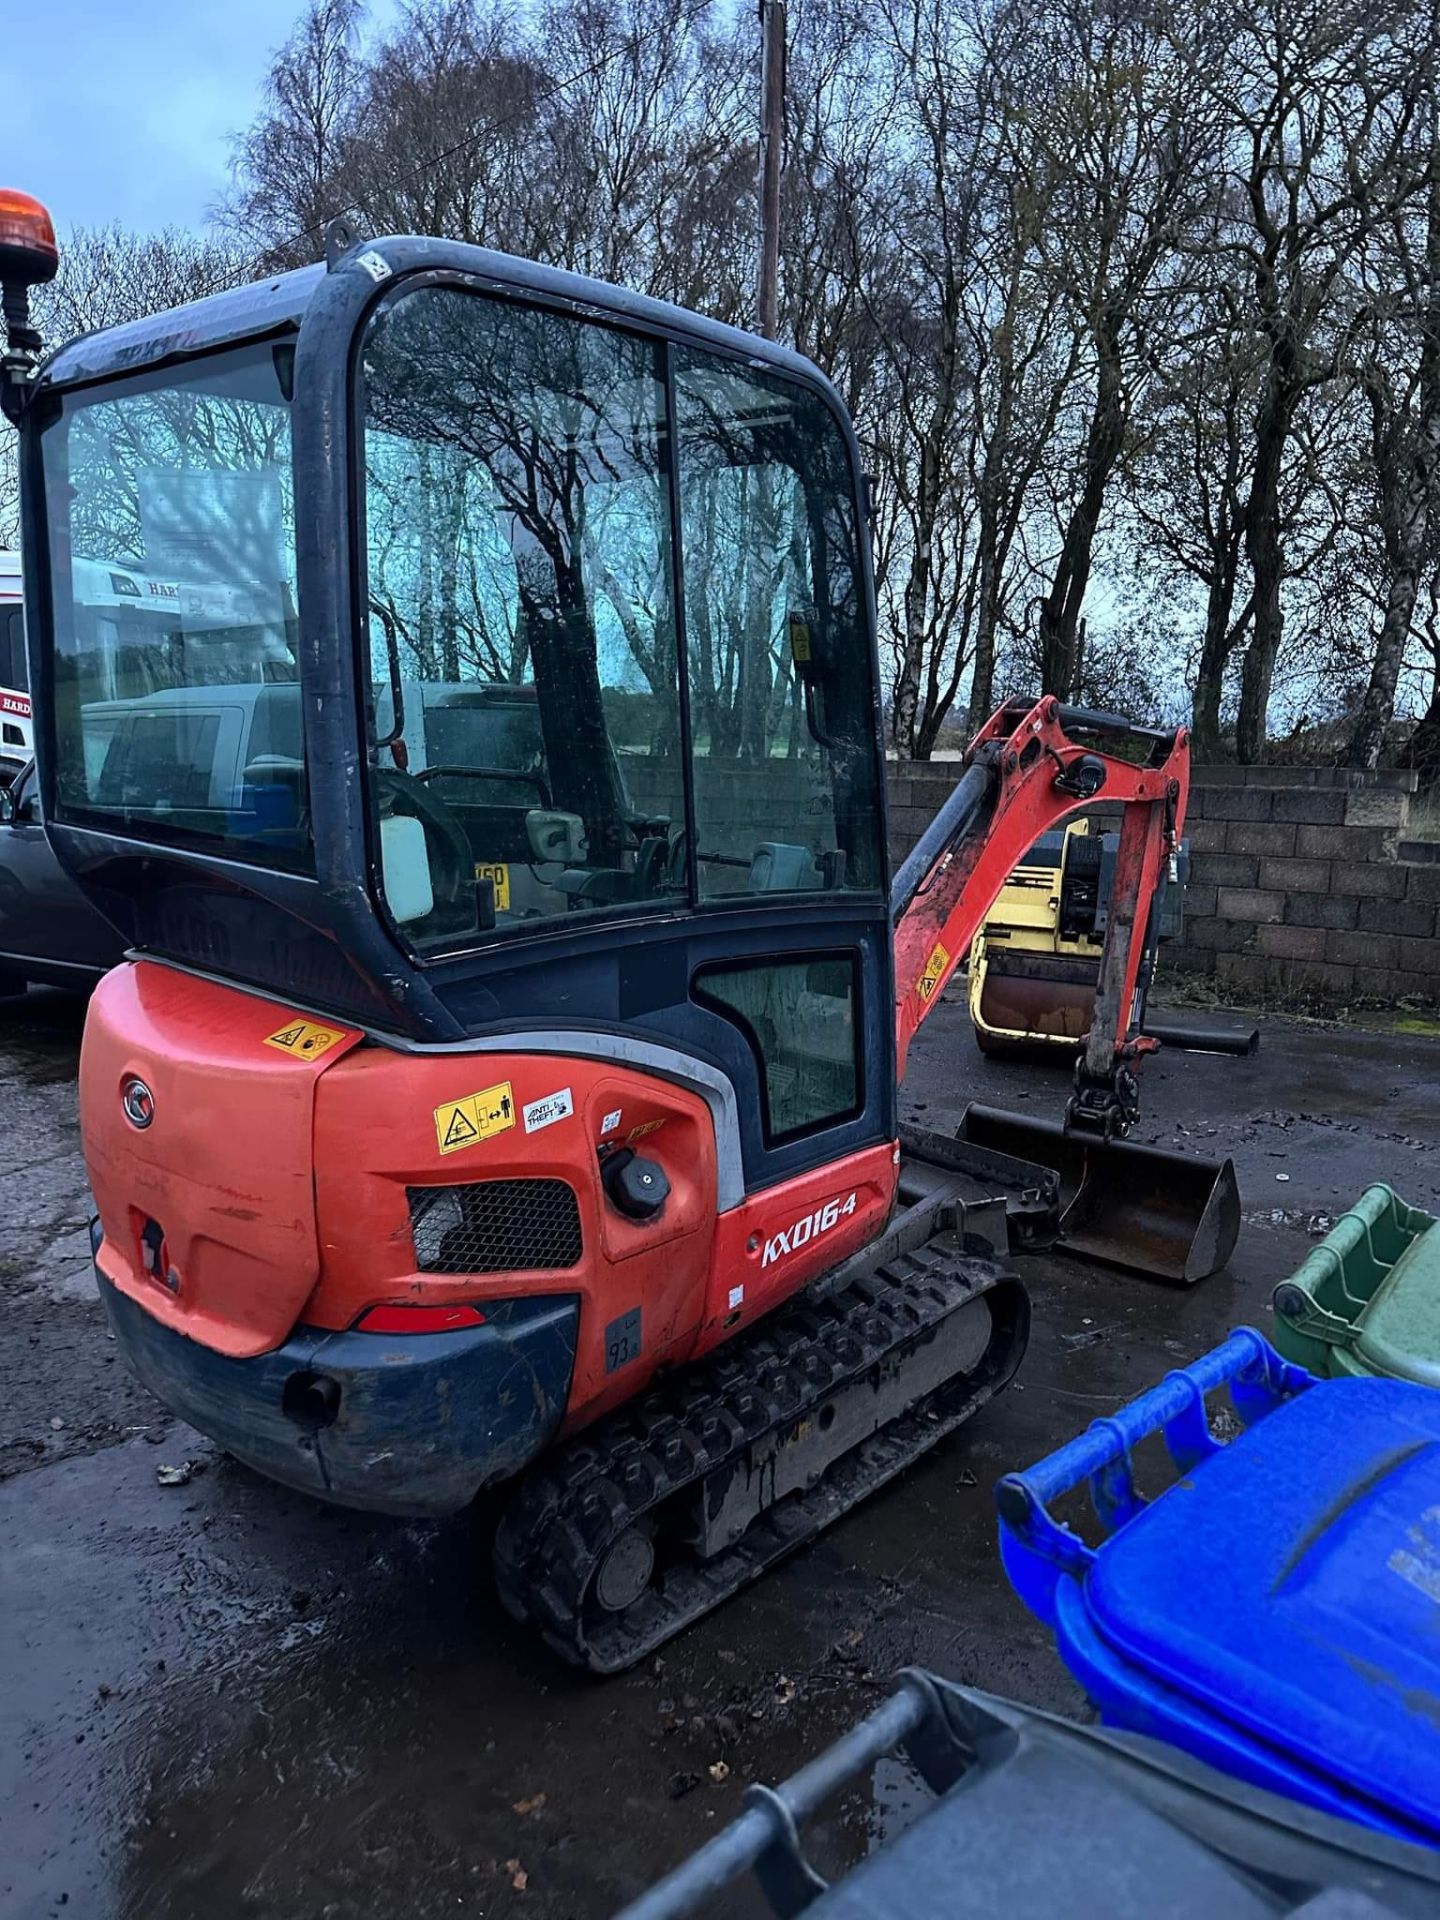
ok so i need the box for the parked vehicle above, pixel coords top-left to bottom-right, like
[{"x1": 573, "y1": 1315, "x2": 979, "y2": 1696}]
[
  {"x1": 0, "y1": 672, "x2": 576, "y2": 995},
  {"x1": 0, "y1": 760, "x2": 124, "y2": 994},
  {"x1": 2, "y1": 185, "x2": 1233, "y2": 1674}
]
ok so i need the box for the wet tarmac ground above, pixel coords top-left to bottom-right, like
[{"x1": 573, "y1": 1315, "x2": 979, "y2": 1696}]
[{"x1": 4, "y1": 985, "x2": 1440, "y2": 1920}]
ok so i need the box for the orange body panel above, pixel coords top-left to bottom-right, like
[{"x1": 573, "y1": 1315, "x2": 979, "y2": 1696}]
[
  {"x1": 307, "y1": 1046, "x2": 718, "y2": 1426},
  {"x1": 81, "y1": 960, "x2": 901, "y2": 1433},
  {"x1": 81, "y1": 961, "x2": 362, "y2": 1358},
  {"x1": 693, "y1": 1146, "x2": 897, "y2": 1360}
]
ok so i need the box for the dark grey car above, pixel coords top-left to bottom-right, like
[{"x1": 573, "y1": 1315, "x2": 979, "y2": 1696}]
[{"x1": 0, "y1": 761, "x2": 124, "y2": 994}]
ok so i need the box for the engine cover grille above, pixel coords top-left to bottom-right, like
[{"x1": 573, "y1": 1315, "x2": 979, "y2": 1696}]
[{"x1": 407, "y1": 1179, "x2": 583, "y2": 1275}]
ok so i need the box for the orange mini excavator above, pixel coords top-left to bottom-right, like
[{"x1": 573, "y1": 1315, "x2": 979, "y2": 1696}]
[{"x1": 0, "y1": 190, "x2": 1224, "y2": 1669}]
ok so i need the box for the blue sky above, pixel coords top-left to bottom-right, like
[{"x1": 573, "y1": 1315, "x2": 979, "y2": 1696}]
[{"x1": 4, "y1": 0, "x2": 382, "y2": 233}]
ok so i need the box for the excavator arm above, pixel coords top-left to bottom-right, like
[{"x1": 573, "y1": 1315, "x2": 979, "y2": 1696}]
[{"x1": 892, "y1": 697, "x2": 1189, "y2": 1136}]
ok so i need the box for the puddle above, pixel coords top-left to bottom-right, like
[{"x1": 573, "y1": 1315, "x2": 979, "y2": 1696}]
[{"x1": 1244, "y1": 1208, "x2": 1335, "y2": 1236}]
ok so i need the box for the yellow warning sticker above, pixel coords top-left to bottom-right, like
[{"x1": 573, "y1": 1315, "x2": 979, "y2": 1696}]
[
  {"x1": 434, "y1": 1081, "x2": 516, "y2": 1157},
  {"x1": 264, "y1": 1019, "x2": 347, "y2": 1061},
  {"x1": 918, "y1": 940, "x2": 950, "y2": 1002}
]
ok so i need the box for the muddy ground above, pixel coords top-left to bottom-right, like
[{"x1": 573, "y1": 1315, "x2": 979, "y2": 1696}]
[{"x1": 4, "y1": 985, "x2": 1439, "y2": 1920}]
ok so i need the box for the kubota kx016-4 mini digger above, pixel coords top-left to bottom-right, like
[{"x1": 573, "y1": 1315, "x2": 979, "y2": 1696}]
[{"x1": 1, "y1": 191, "x2": 1222, "y2": 1670}]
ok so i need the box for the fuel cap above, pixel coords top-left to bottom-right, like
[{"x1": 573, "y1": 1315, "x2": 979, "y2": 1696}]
[{"x1": 601, "y1": 1147, "x2": 670, "y2": 1223}]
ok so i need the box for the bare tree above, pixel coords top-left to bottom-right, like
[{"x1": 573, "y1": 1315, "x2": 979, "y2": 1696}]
[
  {"x1": 1402, "y1": 558, "x2": 1440, "y2": 779},
  {"x1": 1209, "y1": 0, "x2": 1434, "y2": 760},
  {"x1": 1345, "y1": 37, "x2": 1440, "y2": 767},
  {"x1": 1124, "y1": 242, "x2": 1261, "y2": 759},
  {"x1": 223, "y1": 0, "x2": 364, "y2": 263},
  {"x1": 864, "y1": 0, "x2": 986, "y2": 756},
  {"x1": 996, "y1": 0, "x2": 1226, "y2": 701},
  {"x1": 852, "y1": 0, "x2": 1066, "y2": 756},
  {"x1": 198, "y1": 0, "x2": 1440, "y2": 767}
]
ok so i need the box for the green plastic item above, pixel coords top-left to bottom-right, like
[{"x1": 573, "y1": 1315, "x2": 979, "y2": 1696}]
[{"x1": 1271, "y1": 1184, "x2": 1440, "y2": 1384}]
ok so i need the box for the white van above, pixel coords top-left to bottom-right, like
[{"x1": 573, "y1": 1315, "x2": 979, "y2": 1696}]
[{"x1": 0, "y1": 549, "x2": 31, "y2": 782}]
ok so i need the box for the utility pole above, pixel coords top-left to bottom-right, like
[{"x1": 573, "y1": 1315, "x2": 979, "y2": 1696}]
[{"x1": 757, "y1": 0, "x2": 786, "y2": 339}]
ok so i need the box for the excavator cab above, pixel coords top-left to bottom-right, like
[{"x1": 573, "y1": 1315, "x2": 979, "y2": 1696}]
[{"x1": 22, "y1": 237, "x2": 894, "y2": 1192}]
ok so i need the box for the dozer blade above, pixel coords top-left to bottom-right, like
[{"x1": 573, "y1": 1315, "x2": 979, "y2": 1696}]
[{"x1": 958, "y1": 1103, "x2": 1240, "y2": 1284}]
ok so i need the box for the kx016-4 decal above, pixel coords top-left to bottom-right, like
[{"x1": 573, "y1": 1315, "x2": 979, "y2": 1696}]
[{"x1": 761, "y1": 1192, "x2": 858, "y2": 1268}]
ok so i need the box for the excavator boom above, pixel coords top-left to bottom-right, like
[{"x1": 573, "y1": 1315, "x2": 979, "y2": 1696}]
[
  {"x1": 889, "y1": 696, "x2": 1239, "y2": 1283},
  {"x1": 892, "y1": 697, "x2": 1188, "y2": 1134}
]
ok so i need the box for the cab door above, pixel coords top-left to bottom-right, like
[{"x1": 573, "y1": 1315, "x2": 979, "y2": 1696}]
[{"x1": 669, "y1": 342, "x2": 893, "y2": 1194}]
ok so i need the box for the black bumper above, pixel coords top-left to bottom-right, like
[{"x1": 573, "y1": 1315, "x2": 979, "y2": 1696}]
[{"x1": 95, "y1": 1241, "x2": 578, "y2": 1517}]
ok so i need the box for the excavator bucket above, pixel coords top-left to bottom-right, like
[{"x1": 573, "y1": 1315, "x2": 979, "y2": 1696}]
[{"x1": 958, "y1": 1104, "x2": 1241, "y2": 1284}]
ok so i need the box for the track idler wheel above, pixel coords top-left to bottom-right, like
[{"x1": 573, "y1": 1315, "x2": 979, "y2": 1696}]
[{"x1": 592, "y1": 1524, "x2": 657, "y2": 1614}]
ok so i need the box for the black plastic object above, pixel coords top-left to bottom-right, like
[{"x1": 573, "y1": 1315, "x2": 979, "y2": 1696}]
[
  {"x1": 1053, "y1": 751, "x2": 1107, "y2": 800},
  {"x1": 602, "y1": 1148, "x2": 670, "y2": 1221},
  {"x1": 615, "y1": 1670, "x2": 1440, "y2": 1920},
  {"x1": 281, "y1": 1369, "x2": 341, "y2": 1431},
  {"x1": 959, "y1": 1103, "x2": 1241, "y2": 1284},
  {"x1": 1143, "y1": 1016, "x2": 1261, "y2": 1057}
]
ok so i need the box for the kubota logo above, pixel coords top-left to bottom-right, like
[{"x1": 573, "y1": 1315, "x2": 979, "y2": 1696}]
[{"x1": 761, "y1": 1192, "x2": 858, "y2": 1267}]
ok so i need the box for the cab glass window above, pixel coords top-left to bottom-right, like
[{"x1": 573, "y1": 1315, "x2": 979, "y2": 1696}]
[
  {"x1": 39, "y1": 345, "x2": 306, "y2": 864},
  {"x1": 360, "y1": 286, "x2": 686, "y2": 948},
  {"x1": 695, "y1": 954, "x2": 861, "y2": 1142},
  {"x1": 674, "y1": 350, "x2": 884, "y2": 901}
]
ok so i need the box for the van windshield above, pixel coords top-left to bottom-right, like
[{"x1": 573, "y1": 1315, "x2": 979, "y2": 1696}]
[{"x1": 40, "y1": 344, "x2": 307, "y2": 866}]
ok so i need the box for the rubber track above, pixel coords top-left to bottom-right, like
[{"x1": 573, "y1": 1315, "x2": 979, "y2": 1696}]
[{"x1": 492, "y1": 1241, "x2": 1029, "y2": 1673}]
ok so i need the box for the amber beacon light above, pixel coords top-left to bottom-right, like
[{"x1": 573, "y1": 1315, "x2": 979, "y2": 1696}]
[
  {"x1": 0, "y1": 189, "x2": 58, "y2": 280},
  {"x1": 0, "y1": 189, "x2": 59, "y2": 423}
]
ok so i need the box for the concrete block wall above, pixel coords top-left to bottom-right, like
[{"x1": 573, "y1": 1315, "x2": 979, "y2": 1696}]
[
  {"x1": 888, "y1": 758, "x2": 1440, "y2": 1012},
  {"x1": 1166, "y1": 770, "x2": 1438, "y2": 1009},
  {"x1": 625, "y1": 759, "x2": 833, "y2": 841}
]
